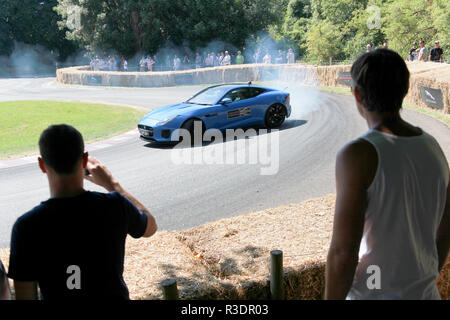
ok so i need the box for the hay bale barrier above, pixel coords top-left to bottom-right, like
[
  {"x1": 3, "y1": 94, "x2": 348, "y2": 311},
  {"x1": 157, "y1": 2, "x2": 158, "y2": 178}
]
[
  {"x1": 56, "y1": 61, "x2": 450, "y2": 114},
  {"x1": 1, "y1": 194, "x2": 449, "y2": 300}
]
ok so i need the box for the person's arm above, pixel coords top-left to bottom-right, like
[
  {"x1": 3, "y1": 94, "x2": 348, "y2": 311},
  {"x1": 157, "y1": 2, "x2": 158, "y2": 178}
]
[
  {"x1": 325, "y1": 140, "x2": 375, "y2": 299},
  {"x1": 436, "y1": 175, "x2": 450, "y2": 272},
  {"x1": 13, "y1": 281, "x2": 38, "y2": 300},
  {"x1": 84, "y1": 156, "x2": 157, "y2": 238}
]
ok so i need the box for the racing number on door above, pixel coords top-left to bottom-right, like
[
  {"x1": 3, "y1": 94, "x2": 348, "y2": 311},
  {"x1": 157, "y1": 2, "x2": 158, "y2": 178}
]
[{"x1": 227, "y1": 107, "x2": 251, "y2": 119}]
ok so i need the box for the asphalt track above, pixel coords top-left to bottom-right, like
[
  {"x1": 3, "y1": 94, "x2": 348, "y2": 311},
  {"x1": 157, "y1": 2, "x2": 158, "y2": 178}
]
[{"x1": 0, "y1": 77, "x2": 449, "y2": 248}]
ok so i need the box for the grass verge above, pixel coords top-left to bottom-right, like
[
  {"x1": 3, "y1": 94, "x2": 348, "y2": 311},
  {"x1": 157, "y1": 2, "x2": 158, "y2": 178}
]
[{"x1": 0, "y1": 100, "x2": 147, "y2": 159}]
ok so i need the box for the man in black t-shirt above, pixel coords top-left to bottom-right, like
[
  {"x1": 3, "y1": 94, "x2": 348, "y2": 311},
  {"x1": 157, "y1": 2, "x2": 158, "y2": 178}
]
[
  {"x1": 409, "y1": 43, "x2": 418, "y2": 61},
  {"x1": 429, "y1": 40, "x2": 444, "y2": 62},
  {"x1": 8, "y1": 124, "x2": 157, "y2": 300}
]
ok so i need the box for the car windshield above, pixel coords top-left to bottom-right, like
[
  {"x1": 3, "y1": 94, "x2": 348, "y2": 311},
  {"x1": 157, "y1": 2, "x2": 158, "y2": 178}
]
[{"x1": 186, "y1": 85, "x2": 234, "y2": 105}]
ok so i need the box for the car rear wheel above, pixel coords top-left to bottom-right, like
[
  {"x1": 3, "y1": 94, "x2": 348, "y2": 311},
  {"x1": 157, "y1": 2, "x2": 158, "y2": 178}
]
[{"x1": 265, "y1": 104, "x2": 286, "y2": 128}]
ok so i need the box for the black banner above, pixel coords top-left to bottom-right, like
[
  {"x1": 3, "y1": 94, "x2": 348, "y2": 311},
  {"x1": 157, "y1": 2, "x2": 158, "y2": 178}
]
[{"x1": 420, "y1": 86, "x2": 444, "y2": 109}]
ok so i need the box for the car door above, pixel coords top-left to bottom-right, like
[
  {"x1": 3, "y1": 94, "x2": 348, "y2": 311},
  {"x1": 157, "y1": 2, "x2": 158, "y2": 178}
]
[{"x1": 217, "y1": 87, "x2": 258, "y2": 130}]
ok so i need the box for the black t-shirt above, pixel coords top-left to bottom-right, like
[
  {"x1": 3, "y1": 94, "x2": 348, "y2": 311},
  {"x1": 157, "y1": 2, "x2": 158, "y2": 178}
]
[
  {"x1": 8, "y1": 191, "x2": 148, "y2": 300},
  {"x1": 430, "y1": 47, "x2": 443, "y2": 61}
]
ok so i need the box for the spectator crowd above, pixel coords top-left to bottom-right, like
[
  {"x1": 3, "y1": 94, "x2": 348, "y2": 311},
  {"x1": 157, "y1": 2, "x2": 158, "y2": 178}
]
[
  {"x1": 408, "y1": 40, "x2": 444, "y2": 62},
  {"x1": 89, "y1": 48, "x2": 297, "y2": 72}
]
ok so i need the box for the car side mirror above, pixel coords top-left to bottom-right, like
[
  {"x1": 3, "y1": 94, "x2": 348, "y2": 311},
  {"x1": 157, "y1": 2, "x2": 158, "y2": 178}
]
[{"x1": 220, "y1": 98, "x2": 233, "y2": 104}]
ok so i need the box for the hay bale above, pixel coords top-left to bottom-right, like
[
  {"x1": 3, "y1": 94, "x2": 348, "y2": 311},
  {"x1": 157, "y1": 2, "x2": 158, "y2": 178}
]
[{"x1": 175, "y1": 194, "x2": 336, "y2": 299}]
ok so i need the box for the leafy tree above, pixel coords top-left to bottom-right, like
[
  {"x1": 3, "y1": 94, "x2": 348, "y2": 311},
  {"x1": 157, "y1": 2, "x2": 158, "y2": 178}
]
[
  {"x1": 0, "y1": 1, "x2": 13, "y2": 56},
  {"x1": 383, "y1": 0, "x2": 450, "y2": 58},
  {"x1": 281, "y1": 0, "x2": 313, "y2": 58},
  {"x1": 305, "y1": 19, "x2": 343, "y2": 62},
  {"x1": 1, "y1": 0, "x2": 77, "y2": 59},
  {"x1": 56, "y1": 0, "x2": 281, "y2": 57}
]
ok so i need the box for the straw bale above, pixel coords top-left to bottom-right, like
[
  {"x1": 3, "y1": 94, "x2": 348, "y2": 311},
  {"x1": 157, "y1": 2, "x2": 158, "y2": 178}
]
[{"x1": 56, "y1": 63, "x2": 449, "y2": 114}]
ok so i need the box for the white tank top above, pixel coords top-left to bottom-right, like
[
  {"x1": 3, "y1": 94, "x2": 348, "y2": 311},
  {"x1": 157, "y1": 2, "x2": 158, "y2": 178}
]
[{"x1": 347, "y1": 128, "x2": 449, "y2": 300}]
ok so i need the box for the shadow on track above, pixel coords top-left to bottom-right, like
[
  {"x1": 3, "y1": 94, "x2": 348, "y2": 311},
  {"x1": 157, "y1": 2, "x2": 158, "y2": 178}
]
[{"x1": 143, "y1": 119, "x2": 307, "y2": 150}]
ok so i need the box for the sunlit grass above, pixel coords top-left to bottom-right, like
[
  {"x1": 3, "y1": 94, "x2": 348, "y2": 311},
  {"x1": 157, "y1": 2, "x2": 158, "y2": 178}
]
[{"x1": 0, "y1": 100, "x2": 146, "y2": 159}]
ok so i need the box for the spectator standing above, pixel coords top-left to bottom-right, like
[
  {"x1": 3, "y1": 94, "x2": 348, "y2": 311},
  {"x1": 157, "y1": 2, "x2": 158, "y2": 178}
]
[
  {"x1": 366, "y1": 44, "x2": 372, "y2": 52},
  {"x1": 147, "y1": 55, "x2": 155, "y2": 72},
  {"x1": 418, "y1": 40, "x2": 427, "y2": 61},
  {"x1": 262, "y1": 51, "x2": 271, "y2": 64},
  {"x1": 173, "y1": 55, "x2": 181, "y2": 71},
  {"x1": 235, "y1": 50, "x2": 244, "y2": 64},
  {"x1": 223, "y1": 51, "x2": 231, "y2": 65},
  {"x1": 409, "y1": 43, "x2": 418, "y2": 61},
  {"x1": 218, "y1": 52, "x2": 225, "y2": 66},
  {"x1": 211, "y1": 52, "x2": 218, "y2": 67},
  {"x1": 139, "y1": 56, "x2": 147, "y2": 72},
  {"x1": 182, "y1": 55, "x2": 191, "y2": 70},
  {"x1": 204, "y1": 54, "x2": 212, "y2": 67},
  {"x1": 7, "y1": 125, "x2": 158, "y2": 299},
  {"x1": 325, "y1": 49, "x2": 449, "y2": 300},
  {"x1": 195, "y1": 53, "x2": 202, "y2": 69},
  {"x1": 286, "y1": 48, "x2": 295, "y2": 64},
  {"x1": 429, "y1": 41, "x2": 444, "y2": 63},
  {"x1": 275, "y1": 50, "x2": 284, "y2": 64},
  {"x1": 253, "y1": 48, "x2": 261, "y2": 63}
]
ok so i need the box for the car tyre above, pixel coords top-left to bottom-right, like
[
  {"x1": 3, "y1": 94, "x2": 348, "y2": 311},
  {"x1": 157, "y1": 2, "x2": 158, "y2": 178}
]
[{"x1": 265, "y1": 104, "x2": 286, "y2": 128}]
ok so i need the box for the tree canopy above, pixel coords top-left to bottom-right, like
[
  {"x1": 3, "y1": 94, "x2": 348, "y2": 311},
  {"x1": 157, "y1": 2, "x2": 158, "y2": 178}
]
[{"x1": 0, "y1": 0, "x2": 448, "y2": 63}]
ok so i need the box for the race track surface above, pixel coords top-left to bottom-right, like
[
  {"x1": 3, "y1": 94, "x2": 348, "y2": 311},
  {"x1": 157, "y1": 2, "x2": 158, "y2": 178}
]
[{"x1": 0, "y1": 78, "x2": 449, "y2": 248}]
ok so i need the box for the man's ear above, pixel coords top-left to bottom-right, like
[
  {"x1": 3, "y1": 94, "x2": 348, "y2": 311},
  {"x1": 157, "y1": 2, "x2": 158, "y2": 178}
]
[
  {"x1": 38, "y1": 157, "x2": 46, "y2": 174},
  {"x1": 353, "y1": 87, "x2": 362, "y2": 104},
  {"x1": 82, "y1": 152, "x2": 89, "y2": 169}
]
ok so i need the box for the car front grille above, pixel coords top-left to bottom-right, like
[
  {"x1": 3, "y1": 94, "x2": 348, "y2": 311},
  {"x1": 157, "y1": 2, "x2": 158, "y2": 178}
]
[{"x1": 138, "y1": 124, "x2": 154, "y2": 136}]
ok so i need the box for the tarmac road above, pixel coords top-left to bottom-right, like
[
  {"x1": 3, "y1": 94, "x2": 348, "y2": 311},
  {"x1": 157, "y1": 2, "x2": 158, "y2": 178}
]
[{"x1": 0, "y1": 77, "x2": 449, "y2": 248}]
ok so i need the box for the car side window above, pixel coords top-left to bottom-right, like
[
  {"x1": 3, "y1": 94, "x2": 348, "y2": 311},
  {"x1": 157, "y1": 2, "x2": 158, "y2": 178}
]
[
  {"x1": 223, "y1": 88, "x2": 249, "y2": 102},
  {"x1": 248, "y1": 88, "x2": 265, "y2": 99}
]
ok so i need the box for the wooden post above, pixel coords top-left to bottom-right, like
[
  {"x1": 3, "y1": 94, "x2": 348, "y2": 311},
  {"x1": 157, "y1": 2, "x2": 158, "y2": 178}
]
[
  {"x1": 270, "y1": 250, "x2": 285, "y2": 300},
  {"x1": 161, "y1": 278, "x2": 179, "y2": 300}
]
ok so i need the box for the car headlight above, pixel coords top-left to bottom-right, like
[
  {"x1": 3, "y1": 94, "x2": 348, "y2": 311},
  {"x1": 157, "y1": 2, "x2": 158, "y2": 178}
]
[{"x1": 156, "y1": 115, "x2": 179, "y2": 126}]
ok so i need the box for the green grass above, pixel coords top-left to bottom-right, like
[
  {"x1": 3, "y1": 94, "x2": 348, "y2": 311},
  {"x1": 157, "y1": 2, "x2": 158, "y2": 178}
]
[
  {"x1": 0, "y1": 100, "x2": 147, "y2": 159},
  {"x1": 318, "y1": 86, "x2": 450, "y2": 127}
]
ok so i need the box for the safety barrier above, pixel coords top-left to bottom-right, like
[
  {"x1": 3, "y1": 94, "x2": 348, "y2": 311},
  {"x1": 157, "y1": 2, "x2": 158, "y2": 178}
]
[{"x1": 56, "y1": 62, "x2": 449, "y2": 114}]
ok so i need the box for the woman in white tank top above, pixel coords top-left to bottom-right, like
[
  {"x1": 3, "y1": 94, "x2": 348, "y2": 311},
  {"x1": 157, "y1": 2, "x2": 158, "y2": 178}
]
[{"x1": 325, "y1": 49, "x2": 450, "y2": 300}]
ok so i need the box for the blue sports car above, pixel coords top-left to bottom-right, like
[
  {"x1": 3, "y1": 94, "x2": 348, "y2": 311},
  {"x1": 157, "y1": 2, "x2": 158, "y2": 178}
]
[{"x1": 138, "y1": 83, "x2": 291, "y2": 143}]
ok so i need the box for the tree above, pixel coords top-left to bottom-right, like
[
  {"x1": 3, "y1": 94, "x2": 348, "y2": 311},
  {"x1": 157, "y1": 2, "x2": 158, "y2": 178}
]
[
  {"x1": 383, "y1": 0, "x2": 450, "y2": 58},
  {"x1": 305, "y1": 19, "x2": 343, "y2": 62},
  {"x1": 0, "y1": 1, "x2": 13, "y2": 56},
  {"x1": 281, "y1": 0, "x2": 313, "y2": 58},
  {"x1": 1, "y1": 0, "x2": 77, "y2": 59},
  {"x1": 56, "y1": 0, "x2": 281, "y2": 57}
]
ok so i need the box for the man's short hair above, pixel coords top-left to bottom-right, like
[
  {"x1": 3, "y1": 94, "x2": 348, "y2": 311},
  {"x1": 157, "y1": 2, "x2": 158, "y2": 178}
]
[
  {"x1": 351, "y1": 49, "x2": 409, "y2": 113},
  {"x1": 39, "y1": 124, "x2": 85, "y2": 174}
]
